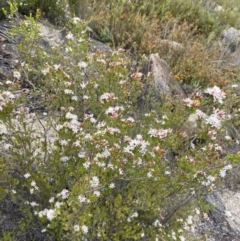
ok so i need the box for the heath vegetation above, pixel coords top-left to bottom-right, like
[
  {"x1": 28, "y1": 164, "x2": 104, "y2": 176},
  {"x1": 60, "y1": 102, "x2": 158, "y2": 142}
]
[{"x1": 0, "y1": 0, "x2": 240, "y2": 240}]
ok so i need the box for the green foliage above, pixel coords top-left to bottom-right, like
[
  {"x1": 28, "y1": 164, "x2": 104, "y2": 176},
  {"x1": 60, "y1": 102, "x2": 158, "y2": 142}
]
[{"x1": 0, "y1": 2, "x2": 240, "y2": 241}]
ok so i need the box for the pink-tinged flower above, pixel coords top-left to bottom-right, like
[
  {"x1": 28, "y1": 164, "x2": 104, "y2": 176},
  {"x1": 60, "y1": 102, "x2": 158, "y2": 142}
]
[
  {"x1": 205, "y1": 108, "x2": 229, "y2": 129},
  {"x1": 204, "y1": 86, "x2": 226, "y2": 104},
  {"x1": 148, "y1": 128, "x2": 172, "y2": 139},
  {"x1": 100, "y1": 93, "x2": 118, "y2": 103},
  {"x1": 225, "y1": 135, "x2": 232, "y2": 140},
  {"x1": 183, "y1": 98, "x2": 193, "y2": 107},
  {"x1": 106, "y1": 127, "x2": 121, "y2": 135},
  {"x1": 179, "y1": 131, "x2": 187, "y2": 138},
  {"x1": 207, "y1": 129, "x2": 217, "y2": 139},
  {"x1": 183, "y1": 98, "x2": 200, "y2": 108},
  {"x1": 105, "y1": 106, "x2": 124, "y2": 118},
  {"x1": 131, "y1": 72, "x2": 143, "y2": 79},
  {"x1": 195, "y1": 109, "x2": 207, "y2": 119},
  {"x1": 192, "y1": 91, "x2": 203, "y2": 100},
  {"x1": 96, "y1": 58, "x2": 106, "y2": 64}
]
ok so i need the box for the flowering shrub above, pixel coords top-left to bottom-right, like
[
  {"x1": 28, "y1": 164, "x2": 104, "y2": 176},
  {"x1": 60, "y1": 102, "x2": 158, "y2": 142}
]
[{"x1": 0, "y1": 9, "x2": 238, "y2": 241}]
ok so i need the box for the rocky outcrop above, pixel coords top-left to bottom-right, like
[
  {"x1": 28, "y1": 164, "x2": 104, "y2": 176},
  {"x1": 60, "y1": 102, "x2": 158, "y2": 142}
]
[
  {"x1": 148, "y1": 53, "x2": 186, "y2": 97},
  {"x1": 221, "y1": 27, "x2": 240, "y2": 52},
  {"x1": 0, "y1": 20, "x2": 18, "y2": 81},
  {"x1": 201, "y1": 189, "x2": 240, "y2": 241},
  {"x1": 220, "y1": 27, "x2": 240, "y2": 65},
  {"x1": 0, "y1": 18, "x2": 113, "y2": 82}
]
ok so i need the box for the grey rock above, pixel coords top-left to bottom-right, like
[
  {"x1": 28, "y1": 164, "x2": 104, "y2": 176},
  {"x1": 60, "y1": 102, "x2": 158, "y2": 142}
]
[
  {"x1": 221, "y1": 28, "x2": 240, "y2": 47},
  {"x1": 200, "y1": 189, "x2": 240, "y2": 240},
  {"x1": 149, "y1": 53, "x2": 186, "y2": 97}
]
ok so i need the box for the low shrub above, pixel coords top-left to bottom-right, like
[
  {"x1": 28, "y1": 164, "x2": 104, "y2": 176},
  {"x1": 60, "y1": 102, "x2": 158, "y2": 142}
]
[{"x1": 0, "y1": 6, "x2": 238, "y2": 240}]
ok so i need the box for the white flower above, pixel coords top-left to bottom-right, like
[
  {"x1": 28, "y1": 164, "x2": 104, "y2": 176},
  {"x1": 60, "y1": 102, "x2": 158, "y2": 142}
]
[
  {"x1": 31, "y1": 181, "x2": 36, "y2": 187},
  {"x1": 186, "y1": 215, "x2": 193, "y2": 225},
  {"x1": 46, "y1": 209, "x2": 56, "y2": 221},
  {"x1": 148, "y1": 128, "x2": 172, "y2": 139},
  {"x1": 41, "y1": 67, "x2": 50, "y2": 75},
  {"x1": 225, "y1": 164, "x2": 233, "y2": 170},
  {"x1": 81, "y1": 225, "x2": 88, "y2": 234},
  {"x1": 59, "y1": 139, "x2": 68, "y2": 146},
  {"x1": 24, "y1": 172, "x2": 31, "y2": 179},
  {"x1": 147, "y1": 172, "x2": 152, "y2": 178},
  {"x1": 57, "y1": 189, "x2": 69, "y2": 199},
  {"x1": 219, "y1": 164, "x2": 232, "y2": 178},
  {"x1": 55, "y1": 201, "x2": 63, "y2": 208},
  {"x1": 90, "y1": 176, "x2": 99, "y2": 188},
  {"x1": 204, "y1": 86, "x2": 226, "y2": 104},
  {"x1": 64, "y1": 89, "x2": 74, "y2": 95},
  {"x1": 100, "y1": 93, "x2": 118, "y2": 103},
  {"x1": 205, "y1": 113, "x2": 221, "y2": 129},
  {"x1": 41, "y1": 229, "x2": 46, "y2": 233},
  {"x1": 53, "y1": 64, "x2": 61, "y2": 70},
  {"x1": 30, "y1": 202, "x2": 39, "y2": 207},
  {"x1": 66, "y1": 32, "x2": 74, "y2": 40},
  {"x1": 207, "y1": 175, "x2": 215, "y2": 182},
  {"x1": 94, "y1": 191, "x2": 101, "y2": 197},
  {"x1": 83, "y1": 161, "x2": 91, "y2": 169},
  {"x1": 78, "y1": 61, "x2": 88, "y2": 69},
  {"x1": 153, "y1": 219, "x2": 161, "y2": 227},
  {"x1": 109, "y1": 183, "x2": 115, "y2": 189},
  {"x1": 13, "y1": 71, "x2": 21, "y2": 79},
  {"x1": 72, "y1": 17, "x2": 80, "y2": 24},
  {"x1": 219, "y1": 169, "x2": 226, "y2": 178},
  {"x1": 78, "y1": 195, "x2": 86, "y2": 203},
  {"x1": 49, "y1": 197, "x2": 55, "y2": 203},
  {"x1": 60, "y1": 156, "x2": 69, "y2": 162},
  {"x1": 66, "y1": 112, "x2": 78, "y2": 120},
  {"x1": 65, "y1": 46, "x2": 72, "y2": 53},
  {"x1": 225, "y1": 135, "x2": 232, "y2": 140},
  {"x1": 80, "y1": 82, "x2": 87, "y2": 89},
  {"x1": 71, "y1": 96, "x2": 78, "y2": 101},
  {"x1": 74, "y1": 225, "x2": 80, "y2": 232},
  {"x1": 179, "y1": 236, "x2": 186, "y2": 241}
]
